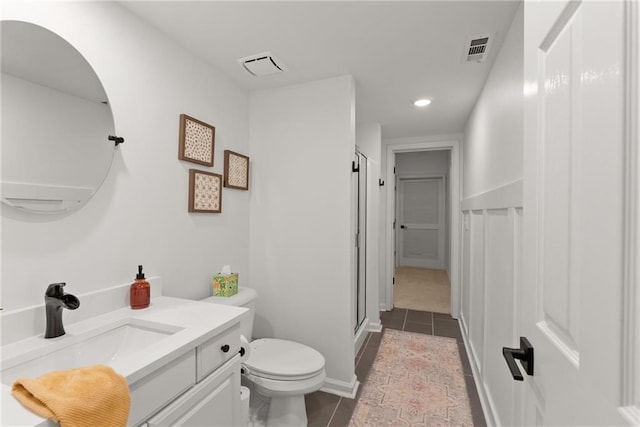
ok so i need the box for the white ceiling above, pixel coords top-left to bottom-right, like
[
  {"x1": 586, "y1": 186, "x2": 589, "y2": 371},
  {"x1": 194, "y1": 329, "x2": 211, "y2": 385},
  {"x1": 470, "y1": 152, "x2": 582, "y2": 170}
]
[{"x1": 120, "y1": 1, "x2": 520, "y2": 139}]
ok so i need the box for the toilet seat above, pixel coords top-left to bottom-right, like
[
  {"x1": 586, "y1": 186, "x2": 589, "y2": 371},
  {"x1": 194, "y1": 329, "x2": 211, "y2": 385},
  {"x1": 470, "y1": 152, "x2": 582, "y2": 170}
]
[
  {"x1": 244, "y1": 338, "x2": 325, "y2": 381},
  {"x1": 245, "y1": 368, "x2": 326, "y2": 398}
]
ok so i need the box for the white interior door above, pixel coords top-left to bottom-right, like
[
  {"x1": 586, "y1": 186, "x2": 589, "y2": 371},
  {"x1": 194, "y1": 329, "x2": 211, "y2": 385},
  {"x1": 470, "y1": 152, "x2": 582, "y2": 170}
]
[
  {"x1": 515, "y1": 1, "x2": 630, "y2": 425},
  {"x1": 397, "y1": 177, "x2": 445, "y2": 269}
]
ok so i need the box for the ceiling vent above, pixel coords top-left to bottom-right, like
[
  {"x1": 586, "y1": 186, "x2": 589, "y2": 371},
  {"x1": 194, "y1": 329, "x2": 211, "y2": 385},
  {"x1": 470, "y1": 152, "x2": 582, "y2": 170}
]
[
  {"x1": 465, "y1": 36, "x2": 491, "y2": 63},
  {"x1": 238, "y1": 52, "x2": 287, "y2": 77}
]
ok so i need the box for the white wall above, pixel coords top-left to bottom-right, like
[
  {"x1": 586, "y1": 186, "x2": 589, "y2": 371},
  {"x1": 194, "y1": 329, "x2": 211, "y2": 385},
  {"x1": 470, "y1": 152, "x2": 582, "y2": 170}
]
[
  {"x1": 356, "y1": 123, "x2": 381, "y2": 162},
  {"x1": 460, "y1": 4, "x2": 524, "y2": 426},
  {"x1": 463, "y1": 4, "x2": 523, "y2": 200},
  {"x1": 395, "y1": 150, "x2": 450, "y2": 176},
  {"x1": 248, "y1": 76, "x2": 357, "y2": 393},
  {"x1": 1, "y1": 1, "x2": 250, "y2": 310}
]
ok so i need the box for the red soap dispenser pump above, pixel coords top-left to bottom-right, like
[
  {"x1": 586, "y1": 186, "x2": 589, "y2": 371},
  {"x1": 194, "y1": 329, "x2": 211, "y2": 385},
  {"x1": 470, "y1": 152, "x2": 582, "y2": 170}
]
[{"x1": 130, "y1": 265, "x2": 150, "y2": 309}]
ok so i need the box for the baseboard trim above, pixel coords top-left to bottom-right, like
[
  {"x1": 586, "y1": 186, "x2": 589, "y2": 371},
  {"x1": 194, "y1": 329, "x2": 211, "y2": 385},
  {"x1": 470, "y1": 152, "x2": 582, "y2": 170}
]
[
  {"x1": 321, "y1": 375, "x2": 360, "y2": 399},
  {"x1": 458, "y1": 320, "x2": 498, "y2": 427},
  {"x1": 354, "y1": 319, "x2": 369, "y2": 356},
  {"x1": 367, "y1": 321, "x2": 383, "y2": 333},
  {"x1": 458, "y1": 312, "x2": 469, "y2": 340}
]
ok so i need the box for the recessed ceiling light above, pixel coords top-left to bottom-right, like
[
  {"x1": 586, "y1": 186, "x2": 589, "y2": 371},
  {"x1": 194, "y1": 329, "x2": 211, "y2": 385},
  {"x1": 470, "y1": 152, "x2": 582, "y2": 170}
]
[{"x1": 414, "y1": 98, "x2": 432, "y2": 107}]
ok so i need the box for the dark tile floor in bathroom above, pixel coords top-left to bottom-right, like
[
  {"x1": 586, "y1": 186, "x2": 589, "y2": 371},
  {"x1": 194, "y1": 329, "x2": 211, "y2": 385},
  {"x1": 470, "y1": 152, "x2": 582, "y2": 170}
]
[{"x1": 305, "y1": 308, "x2": 487, "y2": 426}]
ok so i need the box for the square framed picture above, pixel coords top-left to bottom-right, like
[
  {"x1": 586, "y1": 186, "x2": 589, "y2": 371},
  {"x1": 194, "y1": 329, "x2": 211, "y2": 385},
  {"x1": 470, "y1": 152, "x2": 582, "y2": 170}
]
[
  {"x1": 179, "y1": 114, "x2": 215, "y2": 166},
  {"x1": 188, "y1": 169, "x2": 222, "y2": 213},
  {"x1": 223, "y1": 150, "x2": 249, "y2": 190}
]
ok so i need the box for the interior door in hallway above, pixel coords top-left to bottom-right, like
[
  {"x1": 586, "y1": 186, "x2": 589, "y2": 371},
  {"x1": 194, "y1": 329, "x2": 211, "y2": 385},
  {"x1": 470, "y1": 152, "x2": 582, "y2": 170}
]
[
  {"x1": 516, "y1": 0, "x2": 632, "y2": 425},
  {"x1": 397, "y1": 177, "x2": 445, "y2": 269}
]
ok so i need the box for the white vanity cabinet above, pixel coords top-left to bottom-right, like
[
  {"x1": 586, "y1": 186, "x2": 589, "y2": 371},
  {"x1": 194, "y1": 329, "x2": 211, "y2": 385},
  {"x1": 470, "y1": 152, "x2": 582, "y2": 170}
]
[
  {"x1": 129, "y1": 351, "x2": 197, "y2": 426},
  {"x1": 133, "y1": 322, "x2": 243, "y2": 427},
  {"x1": 146, "y1": 355, "x2": 240, "y2": 427},
  {"x1": 0, "y1": 295, "x2": 247, "y2": 427}
]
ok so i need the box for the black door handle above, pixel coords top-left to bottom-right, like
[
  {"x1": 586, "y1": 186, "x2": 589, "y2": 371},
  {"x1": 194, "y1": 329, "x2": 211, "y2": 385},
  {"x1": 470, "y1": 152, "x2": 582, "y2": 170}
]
[
  {"x1": 401, "y1": 225, "x2": 406, "y2": 229},
  {"x1": 502, "y1": 337, "x2": 534, "y2": 381}
]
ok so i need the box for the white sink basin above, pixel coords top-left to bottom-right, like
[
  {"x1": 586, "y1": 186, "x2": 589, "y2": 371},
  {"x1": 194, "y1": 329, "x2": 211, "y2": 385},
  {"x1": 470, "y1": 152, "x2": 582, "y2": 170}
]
[{"x1": 1, "y1": 318, "x2": 182, "y2": 386}]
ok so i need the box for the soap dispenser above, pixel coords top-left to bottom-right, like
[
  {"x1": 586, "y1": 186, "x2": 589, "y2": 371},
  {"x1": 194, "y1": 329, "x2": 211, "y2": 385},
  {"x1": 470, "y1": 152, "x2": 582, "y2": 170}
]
[{"x1": 130, "y1": 265, "x2": 150, "y2": 309}]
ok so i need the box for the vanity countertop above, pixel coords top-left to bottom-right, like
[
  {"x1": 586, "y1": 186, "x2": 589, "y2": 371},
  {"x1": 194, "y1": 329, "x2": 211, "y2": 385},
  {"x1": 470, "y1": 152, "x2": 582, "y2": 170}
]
[{"x1": 1, "y1": 296, "x2": 248, "y2": 426}]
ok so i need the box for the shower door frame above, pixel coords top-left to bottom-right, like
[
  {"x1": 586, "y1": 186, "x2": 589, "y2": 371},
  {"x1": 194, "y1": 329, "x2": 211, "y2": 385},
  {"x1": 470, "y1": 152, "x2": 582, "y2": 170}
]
[{"x1": 354, "y1": 150, "x2": 368, "y2": 334}]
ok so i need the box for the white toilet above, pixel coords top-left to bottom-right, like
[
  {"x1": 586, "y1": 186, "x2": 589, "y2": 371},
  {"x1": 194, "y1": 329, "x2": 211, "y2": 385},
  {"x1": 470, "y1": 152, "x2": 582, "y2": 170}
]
[{"x1": 202, "y1": 287, "x2": 326, "y2": 427}]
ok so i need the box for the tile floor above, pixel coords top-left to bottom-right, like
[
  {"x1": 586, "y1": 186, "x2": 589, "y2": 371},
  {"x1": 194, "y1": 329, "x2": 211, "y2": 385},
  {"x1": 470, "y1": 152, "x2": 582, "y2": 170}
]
[{"x1": 305, "y1": 308, "x2": 486, "y2": 426}]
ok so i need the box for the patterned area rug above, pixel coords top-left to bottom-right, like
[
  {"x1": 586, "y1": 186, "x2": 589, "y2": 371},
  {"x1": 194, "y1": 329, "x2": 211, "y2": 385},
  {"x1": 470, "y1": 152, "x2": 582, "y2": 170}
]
[{"x1": 349, "y1": 329, "x2": 473, "y2": 426}]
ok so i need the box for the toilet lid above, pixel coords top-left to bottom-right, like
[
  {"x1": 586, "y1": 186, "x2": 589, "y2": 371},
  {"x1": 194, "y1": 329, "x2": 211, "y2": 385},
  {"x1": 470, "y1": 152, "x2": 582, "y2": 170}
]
[{"x1": 245, "y1": 338, "x2": 325, "y2": 380}]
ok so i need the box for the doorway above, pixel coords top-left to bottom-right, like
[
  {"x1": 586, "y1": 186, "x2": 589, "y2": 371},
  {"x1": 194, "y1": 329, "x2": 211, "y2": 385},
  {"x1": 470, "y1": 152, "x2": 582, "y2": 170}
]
[
  {"x1": 393, "y1": 150, "x2": 451, "y2": 314},
  {"x1": 383, "y1": 138, "x2": 461, "y2": 318}
]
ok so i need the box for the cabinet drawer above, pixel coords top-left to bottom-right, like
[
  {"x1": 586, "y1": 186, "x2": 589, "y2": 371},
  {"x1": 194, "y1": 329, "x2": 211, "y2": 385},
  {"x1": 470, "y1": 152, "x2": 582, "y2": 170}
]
[
  {"x1": 129, "y1": 350, "x2": 196, "y2": 426},
  {"x1": 196, "y1": 323, "x2": 240, "y2": 382},
  {"x1": 147, "y1": 355, "x2": 241, "y2": 427}
]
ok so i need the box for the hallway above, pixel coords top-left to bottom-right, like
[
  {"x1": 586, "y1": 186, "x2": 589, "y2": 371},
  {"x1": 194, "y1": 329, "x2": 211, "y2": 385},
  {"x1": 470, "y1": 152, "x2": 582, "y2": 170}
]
[
  {"x1": 305, "y1": 309, "x2": 485, "y2": 426},
  {"x1": 394, "y1": 267, "x2": 451, "y2": 314}
]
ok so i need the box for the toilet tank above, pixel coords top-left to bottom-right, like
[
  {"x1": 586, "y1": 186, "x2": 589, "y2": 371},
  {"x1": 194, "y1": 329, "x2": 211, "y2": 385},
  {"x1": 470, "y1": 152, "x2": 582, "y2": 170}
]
[{"x1": 201, "y1": 287, "x2": 257, "y2": 339}]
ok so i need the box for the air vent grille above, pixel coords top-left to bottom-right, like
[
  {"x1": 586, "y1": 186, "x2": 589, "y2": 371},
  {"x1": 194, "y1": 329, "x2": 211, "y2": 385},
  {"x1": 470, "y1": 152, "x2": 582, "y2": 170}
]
[
  {"x1": 470, "y1": 37, "x2": 489, "y2": 47},
  {"x1": 466, "y1": 36, "x2": 491, "y2": 62},
  {"x1": 469, "y1": 45, "x2": 486, "y2": 56},
  {"x1": 238, "y1": 52, "x2": 287, "y2": 77}
]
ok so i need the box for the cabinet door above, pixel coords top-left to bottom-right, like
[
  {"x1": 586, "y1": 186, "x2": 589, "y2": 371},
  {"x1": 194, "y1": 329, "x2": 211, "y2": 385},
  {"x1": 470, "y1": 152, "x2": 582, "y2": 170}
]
[{"x1": 147, "y1": 355, "x2": 241, "y2": 427}]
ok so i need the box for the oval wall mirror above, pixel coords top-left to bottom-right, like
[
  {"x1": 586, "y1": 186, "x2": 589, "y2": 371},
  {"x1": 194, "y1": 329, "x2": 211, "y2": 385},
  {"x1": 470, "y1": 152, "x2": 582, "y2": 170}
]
[{"x1": 1, "y1": 20, "x2": 117, "y2": 214}]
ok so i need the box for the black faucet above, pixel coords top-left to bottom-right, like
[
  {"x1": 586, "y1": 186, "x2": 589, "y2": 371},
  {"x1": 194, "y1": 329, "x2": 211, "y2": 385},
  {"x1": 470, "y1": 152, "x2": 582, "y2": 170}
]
[{"x1": 44, "y1": 282, "x2": 80, "y2": 338}]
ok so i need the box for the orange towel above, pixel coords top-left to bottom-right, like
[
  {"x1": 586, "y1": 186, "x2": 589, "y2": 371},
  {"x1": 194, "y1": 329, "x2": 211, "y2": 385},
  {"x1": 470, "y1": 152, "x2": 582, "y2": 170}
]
[{"x1": 12, "y1": 364, "x2": 130, "y2": 427}]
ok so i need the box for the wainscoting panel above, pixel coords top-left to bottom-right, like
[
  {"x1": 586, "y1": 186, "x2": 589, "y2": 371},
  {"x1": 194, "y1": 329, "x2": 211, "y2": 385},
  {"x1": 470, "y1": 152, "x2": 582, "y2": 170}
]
[
  {"x1": 468, "y1": 210, "x2": 486, "y2": 377},
  {"x1": 460, "y1": 180, "x2": 523, "y2": 425},
  {"x1": 483, "y1": 209, "x2": 516, "y2": 426},
  {"x1": 461, "y1": 212, "x2": 472, "y2": 336}
]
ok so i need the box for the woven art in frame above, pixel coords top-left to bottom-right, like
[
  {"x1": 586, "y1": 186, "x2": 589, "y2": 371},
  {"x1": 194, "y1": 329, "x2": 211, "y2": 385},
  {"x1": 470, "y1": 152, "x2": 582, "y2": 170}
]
[
  {"x1": 178, "y1": 114, "x2": 215, "y2": 166},
  {"x1": 188, "y1": 169, "x2": 222, "y2": 213},
  {"x1": 223, "y1": 150, "x2": 249, "y2": 190}
]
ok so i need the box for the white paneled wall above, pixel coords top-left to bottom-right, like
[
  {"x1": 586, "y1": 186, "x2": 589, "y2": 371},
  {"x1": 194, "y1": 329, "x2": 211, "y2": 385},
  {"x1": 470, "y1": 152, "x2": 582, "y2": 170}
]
[
  {"x1": 467, "y1": 210, "x2": 485, "y2": 377},
  {"x1": 483, "y1": 209, "x2": 517, "y2": 426},
  {"x1": 460, "y1": 4, "x2": 523, "y2": 425},
  {"x1": 460, "y1": 190, "x2": 523, "y2": 426}
]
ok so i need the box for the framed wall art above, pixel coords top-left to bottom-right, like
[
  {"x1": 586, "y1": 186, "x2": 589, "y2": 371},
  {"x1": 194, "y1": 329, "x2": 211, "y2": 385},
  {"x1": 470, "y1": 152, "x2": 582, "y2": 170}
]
[
  {"x1": 178, "y1": 114, "x2": 215, "y2": 166},
  {"x1": 188, "y1": 169, "x2": 222, "y2": 213},
  {"x1": 223, "y1": 150, "x2": 250, "y2": 190}
]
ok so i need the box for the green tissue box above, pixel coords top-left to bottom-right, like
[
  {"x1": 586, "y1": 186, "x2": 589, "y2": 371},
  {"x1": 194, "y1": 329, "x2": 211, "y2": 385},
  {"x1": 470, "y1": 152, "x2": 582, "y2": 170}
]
[{"x1": 213, "y1": 273, "x2": 238, "y2": 297}]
